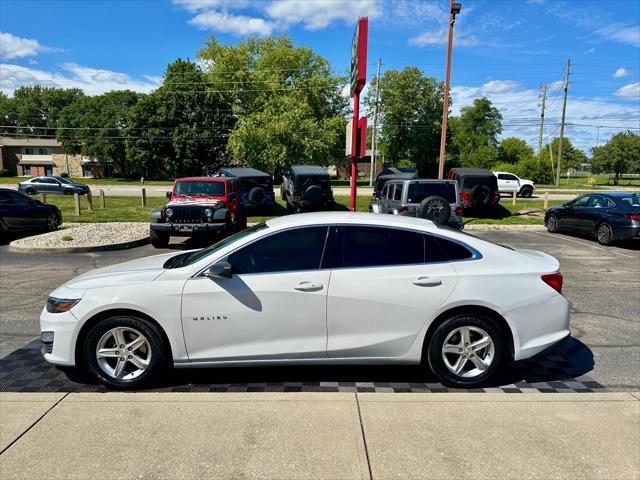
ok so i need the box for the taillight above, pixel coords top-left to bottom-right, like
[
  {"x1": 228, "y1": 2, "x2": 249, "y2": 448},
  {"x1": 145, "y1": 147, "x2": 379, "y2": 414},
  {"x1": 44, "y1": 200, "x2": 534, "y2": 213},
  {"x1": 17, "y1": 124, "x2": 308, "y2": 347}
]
[
  {"x1": 455, "y1": 206, "x2": 464, "y2": 217},
  {"x1": 541, "y1": 273, "x2": 563, "y2": 294},
  {"x1": 460, "y1": 191, "x2": 470, "y2": 205},
  {"x1": 623, "y1": 213, "x2": 639, "y2": 221},
  {"x1": 399, "y1": 206, "x2": 409, "y2": 213}
]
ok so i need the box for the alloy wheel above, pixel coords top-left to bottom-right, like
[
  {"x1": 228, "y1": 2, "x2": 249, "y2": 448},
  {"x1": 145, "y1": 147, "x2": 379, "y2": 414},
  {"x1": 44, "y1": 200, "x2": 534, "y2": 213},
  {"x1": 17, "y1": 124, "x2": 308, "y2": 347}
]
[
  {"x1": 547, "y1": 215, "x2": 557, "y2": 232},
  {"x1": 47, "y1": 213, "x2": 59, "y2": 231},
  {"x1": 96, "y1": 327, "x2": 152, "y2": 381},
  {"x1": 441, "y1": 326, "x2": 495, "y2": 378},
  {"x1": 597, "y1": 223, "x2": 611, "y2": 245}
]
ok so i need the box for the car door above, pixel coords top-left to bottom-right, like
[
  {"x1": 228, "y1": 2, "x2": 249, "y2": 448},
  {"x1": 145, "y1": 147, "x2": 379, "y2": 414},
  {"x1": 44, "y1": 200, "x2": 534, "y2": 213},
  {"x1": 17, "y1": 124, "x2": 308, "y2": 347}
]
[
  {"x1": 181, "y1": 226, "x2": 331, "y2": 361},
  {"x1": 584, "y1": 195, "x2": 613, "y2": 231},
  {"x1": 5, "y1": 191, "x2": 45, "y2": 229},
  {"x1": 325, "y1": 225, "x2": 458, "y2": 358},
  {"x1": 562, "y1": 195, "x2": 592, "y2": 232},
  {"x1": 389, "y1": 182, "x2": 403, "y2": 214},
  {"x1": 378, "y1": 184, "x2": 390, "y2": 213},
  {"x1": 40, "y1": 177, "x2": 60, "y2": 193},
  {"x1": 0, "y1": 191, "x2": 23, "y2": 229}
]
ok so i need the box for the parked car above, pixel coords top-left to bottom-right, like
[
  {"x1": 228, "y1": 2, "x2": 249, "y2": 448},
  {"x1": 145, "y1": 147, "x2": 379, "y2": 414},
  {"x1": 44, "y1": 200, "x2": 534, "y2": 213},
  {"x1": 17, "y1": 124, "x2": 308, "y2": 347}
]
[
  {"x1": 493, "y1": 171, "x2": 535, "y2": 198},
  {"x1": 373, "y1": 167, "x2": 418, "y2": 197},
  {"x1": 41, "y1": 211, "x2": 570, "y2": 389},
  {"x1": 545, "y1": 192, "x2": 640, "y2": 245},
  {"x1": 448, "y1": 168, "x2": 500, "y2": 210},
  {"x1": 370, "y1": 178, "x2": 463, "y2": 229},
  {"x1": 281, "y1": 165, "x2": 334, "y2": 212},
  {"x1": 149, "y1": 176, "x2": 246, "y2": 248},
  {"x1": 0, "y1": 188, "x2": 61, "y2": 234},
  {"x1": 18, "y1": 176, "x2": 90, "y2": 196},
  {"x1": 219, "y1": 167, "x2": 275, "y2": 212}
]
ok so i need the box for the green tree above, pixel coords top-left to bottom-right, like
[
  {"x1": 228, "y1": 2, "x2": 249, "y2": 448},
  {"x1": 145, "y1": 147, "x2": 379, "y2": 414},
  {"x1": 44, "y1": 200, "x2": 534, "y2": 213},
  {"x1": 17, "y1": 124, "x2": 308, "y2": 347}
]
[
  {"x1": 449, "y1": 98, "x2": 502, "y2": 168},
  {"x1": 497, "y1": 137, "x2": 534, "y2": 165},
  {"x1": 548, "y1": 137, "x2": 587, "y2": 172},
  {"x1": 57, "y1": 90, "x2": 141, "y2": 177},
  {"x1": 591, "y1": 131, "x2": 640, "y2": 185},
  {"x1": 125, "y1": 59, "x2": 235, "y2": 178},
  {"x1": 198, "y1": 35, "x2": 348, "y2": 176},
  {"x1": 364, "y1": 67, "x2": 445, "y2": 177},
  {"x1": 0, "y1": 92, "x2": 17, "y2": 136}
]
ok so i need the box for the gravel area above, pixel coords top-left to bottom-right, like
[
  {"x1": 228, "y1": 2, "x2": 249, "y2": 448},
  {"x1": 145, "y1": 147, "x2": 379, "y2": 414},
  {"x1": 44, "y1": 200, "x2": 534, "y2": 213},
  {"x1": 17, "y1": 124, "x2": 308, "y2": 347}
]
[{"x1": 10, "y1": 222, "x2": 149, "y2": 251}]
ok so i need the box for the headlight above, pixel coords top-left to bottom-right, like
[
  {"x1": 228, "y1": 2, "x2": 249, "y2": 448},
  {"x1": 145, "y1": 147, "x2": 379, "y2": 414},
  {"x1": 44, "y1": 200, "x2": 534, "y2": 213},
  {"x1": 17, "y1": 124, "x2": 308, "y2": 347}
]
[
  {"x1": 46, "y1": 297, "x2": 80, "y2": 313},
  {"x1": 204, "y1": 208, "x2": 213, "y2": 218},
  {"x1": 165, "y1": 208, "x2": 174, "y2": 218}
]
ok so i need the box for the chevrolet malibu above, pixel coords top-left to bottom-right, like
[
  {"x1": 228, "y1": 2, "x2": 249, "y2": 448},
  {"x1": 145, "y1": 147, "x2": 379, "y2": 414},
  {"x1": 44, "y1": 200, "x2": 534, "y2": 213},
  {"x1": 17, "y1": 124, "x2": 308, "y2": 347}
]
[{"x1": 40, "y1": 212, "x2": 570, "y2": 389}]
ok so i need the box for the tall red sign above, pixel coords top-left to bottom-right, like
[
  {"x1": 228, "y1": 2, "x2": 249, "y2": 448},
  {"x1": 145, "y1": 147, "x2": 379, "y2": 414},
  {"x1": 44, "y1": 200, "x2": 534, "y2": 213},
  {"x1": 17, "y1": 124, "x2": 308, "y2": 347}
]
[{"x1": 350, "y1": 17, "x2": 368, "y2": 211}]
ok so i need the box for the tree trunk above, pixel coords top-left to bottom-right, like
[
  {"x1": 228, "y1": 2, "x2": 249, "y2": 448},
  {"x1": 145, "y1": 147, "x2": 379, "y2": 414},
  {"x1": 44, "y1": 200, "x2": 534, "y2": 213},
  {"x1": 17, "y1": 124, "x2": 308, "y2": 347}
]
[{"x1": 614, "y1": 171, "x2": 619, "y2": 186}]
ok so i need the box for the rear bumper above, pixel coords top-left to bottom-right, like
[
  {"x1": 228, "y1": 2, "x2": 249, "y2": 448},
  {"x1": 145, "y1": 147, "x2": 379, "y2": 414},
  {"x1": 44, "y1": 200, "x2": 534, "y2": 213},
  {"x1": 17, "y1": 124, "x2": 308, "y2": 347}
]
[
  {"x1": 612, "y1": 225, "x2": 640, "y2": 241},
  {"x1": 151, "y1": 222, "x2": 226, "y2": 236}
]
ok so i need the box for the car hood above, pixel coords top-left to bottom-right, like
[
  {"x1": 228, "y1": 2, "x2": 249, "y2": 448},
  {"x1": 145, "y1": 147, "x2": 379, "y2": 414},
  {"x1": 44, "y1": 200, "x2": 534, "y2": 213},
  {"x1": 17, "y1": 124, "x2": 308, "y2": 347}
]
[{"x1": 63, "y1": 252, "x2": 182, "y2": 290}]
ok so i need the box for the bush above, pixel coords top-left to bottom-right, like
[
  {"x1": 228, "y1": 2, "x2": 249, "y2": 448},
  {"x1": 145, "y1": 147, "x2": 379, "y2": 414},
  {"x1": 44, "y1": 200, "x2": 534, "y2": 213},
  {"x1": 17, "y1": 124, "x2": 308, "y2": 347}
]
[
  {"x1": 0, "y1": 168, "x2": 13, "y2": 177},
  {"x1": 491, "y1": 162, "x2": 522, "y2": 177},
  {"x1": 59, "y1": 172, "x2": 69, "y2": 178}
]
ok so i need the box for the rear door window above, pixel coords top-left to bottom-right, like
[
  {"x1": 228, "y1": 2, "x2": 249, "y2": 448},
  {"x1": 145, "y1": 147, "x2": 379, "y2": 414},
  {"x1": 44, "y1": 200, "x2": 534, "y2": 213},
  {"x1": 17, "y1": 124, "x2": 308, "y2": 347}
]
[
  {"x1": 393, "y1": 184, "x2": 403, "y2": 201},
  {"x1": 338, "y1": 226, "x2": 424, "y2": 268}
]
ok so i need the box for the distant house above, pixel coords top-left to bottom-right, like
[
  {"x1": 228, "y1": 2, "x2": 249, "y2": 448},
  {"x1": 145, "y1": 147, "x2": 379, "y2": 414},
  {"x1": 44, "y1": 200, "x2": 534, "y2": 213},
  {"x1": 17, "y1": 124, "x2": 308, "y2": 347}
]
[
  {"x1": 0, "y1": 137, "x2": 113, "y2": 178},
  {"x1": 336, "y1": 149, "x2": 385, "y2": 180}
]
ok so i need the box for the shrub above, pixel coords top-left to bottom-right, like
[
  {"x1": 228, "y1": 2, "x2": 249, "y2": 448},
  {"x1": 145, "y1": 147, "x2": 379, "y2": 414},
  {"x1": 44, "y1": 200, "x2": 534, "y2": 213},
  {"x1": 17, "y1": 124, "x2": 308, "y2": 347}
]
[
  {"x1": 62, "y1": 235, "x2": 74, "y2": 242},
  {"x1": 59, "y1": 172, "x2": 69, "y2": 178},
  {"x1": 0, "y1": 168, "x2": 13, "y2": 177}
]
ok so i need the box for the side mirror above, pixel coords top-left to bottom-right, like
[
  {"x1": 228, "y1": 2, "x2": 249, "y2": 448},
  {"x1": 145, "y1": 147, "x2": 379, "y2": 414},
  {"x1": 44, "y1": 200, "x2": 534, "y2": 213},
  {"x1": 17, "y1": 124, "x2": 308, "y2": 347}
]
[
  {"x1": 203, "y1": 261, "x2": 232, "y2": 279},
  {"x1": 166, "y1": 192, "x2": 172, "y2": 199}
]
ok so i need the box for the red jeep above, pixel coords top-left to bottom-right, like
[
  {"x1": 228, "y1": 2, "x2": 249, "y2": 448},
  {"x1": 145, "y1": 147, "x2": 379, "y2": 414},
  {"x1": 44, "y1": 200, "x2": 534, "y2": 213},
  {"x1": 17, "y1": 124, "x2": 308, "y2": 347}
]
[{"x1": 150, "y1": 176, "x2": 246, "y2": 248}]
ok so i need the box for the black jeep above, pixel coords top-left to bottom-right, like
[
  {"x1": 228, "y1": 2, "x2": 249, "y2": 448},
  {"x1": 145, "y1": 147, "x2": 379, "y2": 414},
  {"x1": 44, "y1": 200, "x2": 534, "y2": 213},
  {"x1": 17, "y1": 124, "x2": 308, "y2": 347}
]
[
  {"x1": 219, "y1": 167, "x2": 275, "y2": 212},
  {"x1": 281, "y1": 165, "x2": 334, "y2": 213},
  {"x1": 448, "y1": 168, "x2": 500, "y2": 210}
]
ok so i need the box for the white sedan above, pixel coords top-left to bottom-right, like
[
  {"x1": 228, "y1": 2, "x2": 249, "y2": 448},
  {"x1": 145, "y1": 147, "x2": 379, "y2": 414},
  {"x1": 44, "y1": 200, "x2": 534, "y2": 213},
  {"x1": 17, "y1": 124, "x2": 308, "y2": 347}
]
[{"x1": 40, "y1": 212, "x2": 570, "y2": 389}]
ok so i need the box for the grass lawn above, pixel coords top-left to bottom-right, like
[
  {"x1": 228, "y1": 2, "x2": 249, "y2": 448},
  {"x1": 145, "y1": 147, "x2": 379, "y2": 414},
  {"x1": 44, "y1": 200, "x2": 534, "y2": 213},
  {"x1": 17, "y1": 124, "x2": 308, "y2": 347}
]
[
  {"x1": 44, "y1": 194, "x2": 559, "y2": 226},
  {"x1": 538, "y1": 175, "x2": 640, "y2": 190}
]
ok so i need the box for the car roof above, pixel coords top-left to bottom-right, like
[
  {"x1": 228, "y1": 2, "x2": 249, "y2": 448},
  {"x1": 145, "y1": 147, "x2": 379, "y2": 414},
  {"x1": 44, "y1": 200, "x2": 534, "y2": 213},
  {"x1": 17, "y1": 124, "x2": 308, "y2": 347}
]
[
  {"x1": 597, "y1": 191, "x2": 639, "y2": 197},
  {"x1": 175, "y1": 176, "x2": 231, "y2": 182},
  {"x1": 220, "y1": 167, "x2": 271, "y2": 178},
  {"x1": 451, "y1": 168, "x2": 494, "y2": 177},
  {"x1": 290, "y1": 165, "x2": 329, "y2": 176},
  {"x1": 266, "y1": 211, "x2": 439, "y2": 232}
]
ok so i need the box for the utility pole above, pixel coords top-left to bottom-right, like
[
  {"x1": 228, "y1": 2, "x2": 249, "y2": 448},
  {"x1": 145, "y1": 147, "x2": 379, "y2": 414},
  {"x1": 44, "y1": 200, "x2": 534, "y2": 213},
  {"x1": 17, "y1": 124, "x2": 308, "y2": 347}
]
[
  {"x1": 537, "y1": 84, "x2": 547, "y2": 157},
  {"x1": 596, "y1": 125, "x2": 601, "y2": 147},
  {"x1": 369, "y1": 59, "x2": 382, "y2": 187},
  {"x1": 555, "y1": 59, "x2": 570, "y2": 187}
]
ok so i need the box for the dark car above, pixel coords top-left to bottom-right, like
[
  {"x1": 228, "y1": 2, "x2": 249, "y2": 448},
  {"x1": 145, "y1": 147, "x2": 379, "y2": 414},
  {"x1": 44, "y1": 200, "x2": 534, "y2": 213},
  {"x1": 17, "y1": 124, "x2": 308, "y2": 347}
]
[
  {"x1": 18, "y1": 176, "x2": 90, "y2": 196},
  {"x1": 219, "y1": 167, "x2": 275, "y2": 212},
  {"x1": 0, "y1": 188, "x2": 62, "y2": 234},
  {"x1": 448, "y1": 168, "x2": 500, "y2": 210},
  {"x1": 281, "y1": 165, "x2": 334, "y2": 213},
  {"x1": 150, "y1": 177, "x2": 246, "y2": 248},
  {"x1": 373, "y1": 168, "x2": 418, "y2": 198},
  {"x1": 545, "y1": 192, "x2": 640, "y2": 245}
]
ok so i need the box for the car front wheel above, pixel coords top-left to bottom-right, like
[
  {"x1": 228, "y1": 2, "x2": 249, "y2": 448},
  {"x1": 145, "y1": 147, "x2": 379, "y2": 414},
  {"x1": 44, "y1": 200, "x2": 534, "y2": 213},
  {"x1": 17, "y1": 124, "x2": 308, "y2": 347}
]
[
  {"x1": 83, "y1": 315, "x2": 167, "y2": 389},
  {"x1": 427, "y1": 314, "x2": 505, "y2": 388},
  {"x1": 150, "y1": 228, "x2": 169, "y2": 248},
  {"x1": 46, "y1": 212, "x2": 60, "y2": 231},
  {"x1": 546, "y1": 213, "x2": 559, "y2": 233}
]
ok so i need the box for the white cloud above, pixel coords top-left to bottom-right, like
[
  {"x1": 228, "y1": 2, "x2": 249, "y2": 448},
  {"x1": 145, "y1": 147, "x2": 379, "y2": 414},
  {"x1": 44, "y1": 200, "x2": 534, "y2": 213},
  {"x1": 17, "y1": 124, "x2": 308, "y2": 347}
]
[
  {"x1": 189, "y1": 10, "x2": 275, "y2": 36},
  {"x1": 0, "y1": 63, "x2": 161, "y2": 96},
  {"x1": 613, "y1": 68, "x2": 629, "y2": 78},
  {"x1": 0, "y1": 32, "x2": 56, "y2": 60},
  {"x1": 614, "y1": 82, "x2": 640, "y2": 99},
  {"x1": 264, "y1": 0, "x2": 382, "y2": 31},
  {"x1": 172, "y1": 0, "x2": 249, "y2": 13},
  {"x1": 597, "y1": 24, "x2": 640, "y2": 47},
  {"x1": 408, "y1": 28, "x2": 479, "y2": 48},
  {"x1": 481, "y1": 80, "x2": 520, "y2": 94},
  {"x1": 585, "y1": 47, "x2": 596, "y2": 54}
]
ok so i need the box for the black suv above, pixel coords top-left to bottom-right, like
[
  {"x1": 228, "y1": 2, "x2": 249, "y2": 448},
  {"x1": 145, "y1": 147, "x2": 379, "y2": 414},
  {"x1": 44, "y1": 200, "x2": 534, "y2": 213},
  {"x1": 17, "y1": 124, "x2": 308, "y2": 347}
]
[
  {"x1": 448, "y1": 168, "x2": 500, "y2": 210},
  {"x1": 281, "y1": 165, "x2": 334, "y2": 213},
  {"x1": 373, "y1": 167, "x2": 417, "y2": 197},
  {"x1": 219, "y1": 167, "x2": 275, "y2": 212}
]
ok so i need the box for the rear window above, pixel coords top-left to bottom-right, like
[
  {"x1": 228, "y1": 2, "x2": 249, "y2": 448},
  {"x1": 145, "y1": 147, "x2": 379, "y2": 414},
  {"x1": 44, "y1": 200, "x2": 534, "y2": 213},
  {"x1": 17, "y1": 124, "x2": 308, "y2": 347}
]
[
  {"x1": 618, "y1": 195, "x2": 639, "y2": 207},
  {"x1": 407, "y1": 183, "x2": 457, "y2": 203},
  {"x1": 462, "y1": 176, "x2": 497, "y2": 190}
]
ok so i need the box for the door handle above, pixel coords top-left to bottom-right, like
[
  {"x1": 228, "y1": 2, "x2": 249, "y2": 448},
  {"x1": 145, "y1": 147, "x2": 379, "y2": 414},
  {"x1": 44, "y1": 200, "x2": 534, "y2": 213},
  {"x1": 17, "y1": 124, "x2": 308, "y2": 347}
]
[
  {"x1": 412, "y1": 277, "x2": 442, "y2": 287},
  {"x1": 294, "y1": 281, "x2": 324, "y2": 292}
]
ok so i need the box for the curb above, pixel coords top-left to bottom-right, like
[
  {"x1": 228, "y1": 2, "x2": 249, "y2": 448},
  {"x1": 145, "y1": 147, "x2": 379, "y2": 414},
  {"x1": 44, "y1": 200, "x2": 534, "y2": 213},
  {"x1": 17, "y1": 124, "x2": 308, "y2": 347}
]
[
  {"x1": 464, "y1": 224, "x2": 546, "y2": 231},
  {"x1": 9, "y1": 236, "x2": 150, "y2": 254}
]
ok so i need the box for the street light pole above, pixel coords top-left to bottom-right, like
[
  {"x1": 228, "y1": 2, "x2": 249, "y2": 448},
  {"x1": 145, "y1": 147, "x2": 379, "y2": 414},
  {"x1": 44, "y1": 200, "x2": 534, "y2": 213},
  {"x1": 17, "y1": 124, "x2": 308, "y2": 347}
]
[{"x1": 437, "y1": 1, "x2": 461, "y2": 180}]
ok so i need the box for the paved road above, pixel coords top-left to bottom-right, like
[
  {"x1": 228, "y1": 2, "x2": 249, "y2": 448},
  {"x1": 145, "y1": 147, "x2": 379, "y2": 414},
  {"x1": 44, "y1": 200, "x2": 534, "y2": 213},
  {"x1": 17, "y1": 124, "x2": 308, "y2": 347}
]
[{"x1": 0, "y1": 230, "x2": 638, "y2": 390}]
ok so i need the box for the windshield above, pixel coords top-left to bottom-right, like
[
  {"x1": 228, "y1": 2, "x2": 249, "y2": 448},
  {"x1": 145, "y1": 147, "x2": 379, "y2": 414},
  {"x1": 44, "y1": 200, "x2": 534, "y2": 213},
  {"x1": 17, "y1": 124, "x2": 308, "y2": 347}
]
[
  {"x1": 407, "y1": 183, "x2": 457, "y2": 203},
  {"x1": 174, "y1": 181, "x2": 225, "y2": 197},
  {"x1": 164, "y1": 222, "x2": 269, "y2": 268}
]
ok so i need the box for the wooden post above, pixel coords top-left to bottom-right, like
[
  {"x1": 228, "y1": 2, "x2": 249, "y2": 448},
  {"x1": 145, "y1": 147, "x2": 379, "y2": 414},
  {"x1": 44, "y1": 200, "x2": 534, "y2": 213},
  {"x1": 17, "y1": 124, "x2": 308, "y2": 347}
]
[
  {"x1": 141, "y1": 187, "x2": 147, "y2": 207},
  {"x1": 512, "y1": 191, "x2": 517, "y2": 205},
  {"x1": 74, "y1": 193, "x2": 81, "y2": 216},
  {"x1": 99, "y1": 189, "x2": 105, "y2": 209},
  {"x1": 86, "y1": 191, "x2": 93, "y2": 211},
  {"x1": 544, "y1": 191, "x2": 549, "y2": 210},
  {"x1": 39, "y1": 193, "x2": 46, "y2": 203}
]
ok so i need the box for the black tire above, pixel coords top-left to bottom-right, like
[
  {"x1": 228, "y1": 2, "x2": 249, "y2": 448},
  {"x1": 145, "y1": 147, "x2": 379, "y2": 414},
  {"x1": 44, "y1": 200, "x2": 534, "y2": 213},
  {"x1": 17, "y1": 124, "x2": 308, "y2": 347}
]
[
  {"x1": 519, "y1": 186, "x2": 533, "y2": 198},
  {"x1": 427, "y1": 313, "x2": 505, "y2": 388},
  {"x1": 546, "y1": 213, "x2": 559, "y2": 233},
  {"x1": 63, "y1": 189, "x2": 73, "y2": 195},
  {"x1": 417, "y1": 195, "x2": 451, "y2": 224},
  {"x1": 596, "y1": 222, "x2": 613, "y2": 246},
  {"x1": 248, "y1": 187, "x2": 267, "y2": 207},
  {"x1": 25, "y1": 188, "x2": 36, "y2": 195},
  {"x1": 303, "y1": 184, "x2": 323, "y2": 206},
  {"x1": 83, "y1": 315, "x2": 167, "y2": 389},
  {"x1": 469, "y1": 185, "x2": 492, "y2": 208},
  {"x1": 46, "y1": 212, "x2": 60, "y2": 231},
  {"x1": 286, "y1": 201, "x2": 295, "y2": 214},
  {"x1": 150, "y1": 228, "x2": 169, "y2": 248}
]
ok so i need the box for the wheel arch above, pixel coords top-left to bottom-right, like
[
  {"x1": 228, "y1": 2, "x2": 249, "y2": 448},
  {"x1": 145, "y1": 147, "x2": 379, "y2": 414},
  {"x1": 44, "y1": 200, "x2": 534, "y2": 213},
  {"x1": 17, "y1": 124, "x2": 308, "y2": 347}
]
[
  {"x1": 75, "y1": 308, "x2": 173, "y2": 367},
  {"x1": 421, "y1": 305, "x2": 515, "y2": 361}
]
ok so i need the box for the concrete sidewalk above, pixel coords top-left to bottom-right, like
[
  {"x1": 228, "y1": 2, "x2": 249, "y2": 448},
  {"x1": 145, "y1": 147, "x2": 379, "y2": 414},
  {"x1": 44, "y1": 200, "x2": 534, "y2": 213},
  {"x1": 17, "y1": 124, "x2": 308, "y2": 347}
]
[{"x1": 1, "y1": 392, "x2": 638, "y2": 479}]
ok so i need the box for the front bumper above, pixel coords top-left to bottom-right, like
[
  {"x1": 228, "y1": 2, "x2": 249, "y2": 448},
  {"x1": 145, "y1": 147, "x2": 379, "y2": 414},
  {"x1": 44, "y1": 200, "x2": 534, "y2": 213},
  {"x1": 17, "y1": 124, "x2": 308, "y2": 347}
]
[
  {"x1": 151, "y1": 222, "x2": 227, "y2": 236},
  {"x1": 40, "y1": 307, "x2": 79, "y2": 366}
]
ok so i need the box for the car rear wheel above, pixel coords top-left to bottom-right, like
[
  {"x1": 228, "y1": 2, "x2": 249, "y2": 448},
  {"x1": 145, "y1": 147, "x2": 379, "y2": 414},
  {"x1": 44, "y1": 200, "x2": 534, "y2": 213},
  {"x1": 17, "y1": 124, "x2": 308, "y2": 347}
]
[
  {"x1": 83, "y1": 316, "x2": 167, "y2": 389},
  {"x1": 519, "y1": 186, "x2": 533, "y2": 198},
  {"x1": 63, "y1": 189, "x2": 73, "y2": 195},
  {"x1": 25, "y1": 188, "x2": 36, "y2": 195},
  {"x1": 596, "y1": 222, "x2": 613, "y2": 246},
  {"x1": 546, "y1": 213, "x2": 559, "y2": 233},
  {"x1": 150, "y1": 228, "x2": 169, "y2": 248},
  {"x1": 46, "y1": 212, "x2": 60, "y2": 231},
  {"x1": 427, "y1": 313, "x2": 505, "y2": 388}
]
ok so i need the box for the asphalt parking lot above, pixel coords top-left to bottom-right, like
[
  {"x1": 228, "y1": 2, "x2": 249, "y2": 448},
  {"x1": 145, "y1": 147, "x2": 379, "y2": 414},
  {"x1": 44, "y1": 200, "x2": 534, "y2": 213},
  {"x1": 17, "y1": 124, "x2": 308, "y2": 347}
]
[{"x1": 0, "y1": 230, "x2": 638, "y2": 392}]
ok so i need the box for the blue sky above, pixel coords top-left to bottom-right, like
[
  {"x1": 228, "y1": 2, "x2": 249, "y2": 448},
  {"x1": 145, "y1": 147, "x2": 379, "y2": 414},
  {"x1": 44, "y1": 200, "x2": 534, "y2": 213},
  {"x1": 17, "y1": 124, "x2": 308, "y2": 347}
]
[{"x1": 1, "y1": 0, "x2": 639, "y2": 152}]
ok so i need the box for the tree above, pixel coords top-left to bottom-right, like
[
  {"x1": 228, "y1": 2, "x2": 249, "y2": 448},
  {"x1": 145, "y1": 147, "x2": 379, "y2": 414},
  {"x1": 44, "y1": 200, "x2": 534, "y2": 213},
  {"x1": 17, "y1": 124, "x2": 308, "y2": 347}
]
[
  {"x1": 125, "y1": 59, "x2": 235, "y2": 178},
  {"x1": 57, "y1": 91, "x2": 142, "y2": 177},
  {"x1": 591, "y1": 131, "x2": 640, "y2": 185},
  {"x1": 547, "y1": 137, "x2": 587, "y2": 172},
  {"x1": 497, "y1": 137, "x2": 534, "y2": 165},
  {"x1": 198, "y1": 35, "x2": 348, "y2": 176},
  {"x1": 449, "y1": 98, "x2": 502, "y2": 168},
  {"x1": 6, "y1": 86, "x2": 84, "y2": 137},
  {"x1": 364, "y1": 67, "x2": 445, "y2": 177}
]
